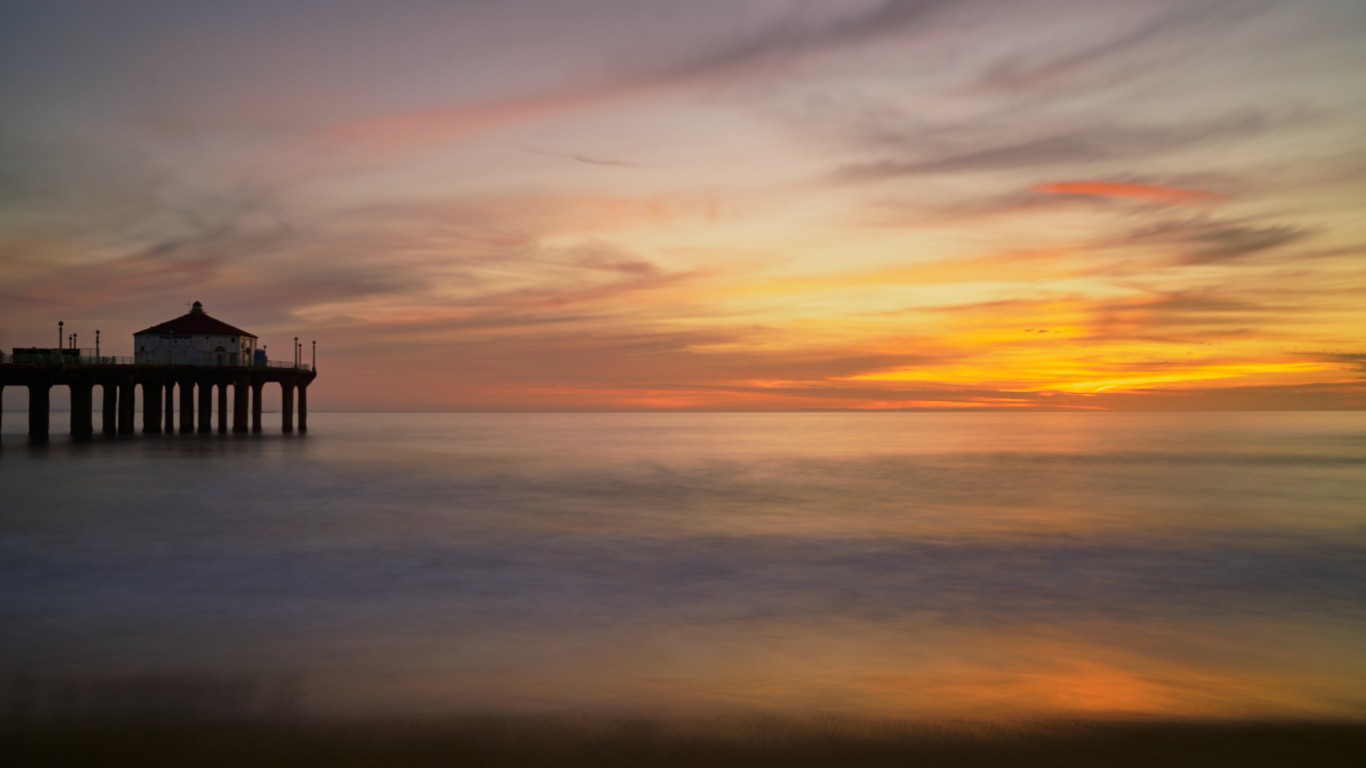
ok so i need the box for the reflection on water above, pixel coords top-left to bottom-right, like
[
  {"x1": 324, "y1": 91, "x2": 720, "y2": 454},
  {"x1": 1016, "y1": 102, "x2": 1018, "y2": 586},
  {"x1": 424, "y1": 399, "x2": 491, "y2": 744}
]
[
  {"x1": 5, "y1": 673, "x2": 299, "y2": 723},
  {"x1": 2, "y1": 412, "x2": 1364, "y2": 722}
]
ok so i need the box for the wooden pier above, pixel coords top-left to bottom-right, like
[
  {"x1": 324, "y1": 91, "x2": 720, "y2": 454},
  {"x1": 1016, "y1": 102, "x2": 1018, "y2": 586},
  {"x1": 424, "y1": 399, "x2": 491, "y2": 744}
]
[{"x1": 0, "y1": 360, "x2": 316, "y2": 443}]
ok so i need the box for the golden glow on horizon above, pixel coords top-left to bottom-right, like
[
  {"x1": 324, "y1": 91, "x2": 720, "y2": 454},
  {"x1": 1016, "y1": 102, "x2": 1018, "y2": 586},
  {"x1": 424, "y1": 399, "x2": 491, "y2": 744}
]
[{"x1": 853, "y1": 361, "x2": 1343, "y2": 393}]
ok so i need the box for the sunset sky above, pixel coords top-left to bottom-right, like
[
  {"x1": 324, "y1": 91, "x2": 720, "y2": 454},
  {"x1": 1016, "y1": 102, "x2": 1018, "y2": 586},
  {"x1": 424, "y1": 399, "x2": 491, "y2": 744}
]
[{"x1": 2, "y1": 0, "x2": 1363, "y2": 410}]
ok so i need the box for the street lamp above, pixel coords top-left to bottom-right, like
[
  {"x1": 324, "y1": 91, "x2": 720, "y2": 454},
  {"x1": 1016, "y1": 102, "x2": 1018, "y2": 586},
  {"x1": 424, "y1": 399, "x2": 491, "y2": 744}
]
[
  {"x1": 58, "y1": 320, "x2": 64, "y2": 349},
  {"x1": 96, "y1": 330, "x2": 101, "y2": 359}
]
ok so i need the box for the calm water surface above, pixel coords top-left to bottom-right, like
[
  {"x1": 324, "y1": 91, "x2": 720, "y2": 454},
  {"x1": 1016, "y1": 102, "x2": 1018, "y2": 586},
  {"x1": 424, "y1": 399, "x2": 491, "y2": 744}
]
[{"x1": 2, "y1": 412, "x2": 1364, "y2": 721}]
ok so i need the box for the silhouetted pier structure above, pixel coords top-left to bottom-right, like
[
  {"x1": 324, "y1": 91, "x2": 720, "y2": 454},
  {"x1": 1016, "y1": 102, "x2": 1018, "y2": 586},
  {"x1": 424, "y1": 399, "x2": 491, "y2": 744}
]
[
  {"x1": 4, "y1": 303, "x2": 316, "y2": 442},
  {"x1": 0, "y1": 356, "x2": 315, "y2": 443}
]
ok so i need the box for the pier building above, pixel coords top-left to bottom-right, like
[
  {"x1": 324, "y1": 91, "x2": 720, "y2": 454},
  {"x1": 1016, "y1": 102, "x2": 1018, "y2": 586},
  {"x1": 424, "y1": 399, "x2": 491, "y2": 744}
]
[
  {"x1": 134, "y1": 301, "x2": 257, "y2": 366},
  {"x1": 1, "y1": 303, "x2": 315, "y2": 442}
]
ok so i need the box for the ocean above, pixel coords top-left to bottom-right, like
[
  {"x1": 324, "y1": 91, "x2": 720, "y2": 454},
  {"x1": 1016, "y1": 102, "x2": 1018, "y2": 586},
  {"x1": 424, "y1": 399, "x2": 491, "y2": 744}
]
[{"x1": 2, "y1": 411, "x2": 1365, "y2": 730}]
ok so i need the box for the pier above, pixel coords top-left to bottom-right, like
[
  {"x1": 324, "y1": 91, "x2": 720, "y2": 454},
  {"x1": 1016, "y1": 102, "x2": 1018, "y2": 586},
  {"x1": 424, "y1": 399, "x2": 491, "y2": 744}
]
[
  {"x1": 0, "y1": 357, "x2": 315, "y2": 443},
  {"x1": 2, "y1": 302, "x2": 316, "y2": 442}
]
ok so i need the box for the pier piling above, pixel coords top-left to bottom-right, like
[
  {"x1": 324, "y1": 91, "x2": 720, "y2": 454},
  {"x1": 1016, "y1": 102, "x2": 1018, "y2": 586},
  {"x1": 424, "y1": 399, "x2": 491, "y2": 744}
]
[
  {"x1": 71, "y1": 383, "x2": 94, "y2": 437},
  {"x1": 103, "y1": 384, "x2": 117, "y2": 434},
  {"x1": 143, "y1": 381, "x2": 162, "y2": 434},
  {"x1": 299, "y1": 385, "x2": 308, "y2": 433},
  {"x1": 28, "y1": 382, "x2": 51, "y2": 442},
  {"x1": 164, "y1": 381, "x2": 175, "y2": 432},
  {"x1": 281, "y1": 383, "x2": 294, "y2": 434},
  {"x1": 251, "y1": 382, "x2": 263, "y2": 433},
  {"x1": 233, "y1": 381, "x2": 249, "y2": 433},
  {"x1": 216, "y1": 383, "x2": 228, "y2": 434},
  {"x1": 197, "y1": 383, "x2": 211, "y2": 434},
  {"x1": 118, "y1": 380, "x2": 135, "y2": 435},
  {"x1": 180, "y1": 380, "x2": 195, "y2": 434}
]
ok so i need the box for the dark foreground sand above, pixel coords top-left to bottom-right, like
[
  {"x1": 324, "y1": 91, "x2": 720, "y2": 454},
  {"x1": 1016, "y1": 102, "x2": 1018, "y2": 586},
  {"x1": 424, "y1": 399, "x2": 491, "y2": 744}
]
[{"x1": 5, "y1": 717, "x2": 1365, "y2": 767}]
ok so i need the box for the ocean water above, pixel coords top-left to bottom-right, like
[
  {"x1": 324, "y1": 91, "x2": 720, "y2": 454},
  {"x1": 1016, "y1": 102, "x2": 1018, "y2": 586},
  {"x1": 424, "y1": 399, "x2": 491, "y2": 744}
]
[{"x1": 2, "y1": 412, "x2": 1364, "y2": 723}]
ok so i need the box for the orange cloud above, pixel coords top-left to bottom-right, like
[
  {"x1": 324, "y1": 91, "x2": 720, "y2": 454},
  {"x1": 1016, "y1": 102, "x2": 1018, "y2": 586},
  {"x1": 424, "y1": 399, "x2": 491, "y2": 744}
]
[
  {"x1": 314, "y1": 90, "x2": 615, "y2": 155},
  {"x1": 1032, "y1": 181, "x2": 1224, "y2": 204}
]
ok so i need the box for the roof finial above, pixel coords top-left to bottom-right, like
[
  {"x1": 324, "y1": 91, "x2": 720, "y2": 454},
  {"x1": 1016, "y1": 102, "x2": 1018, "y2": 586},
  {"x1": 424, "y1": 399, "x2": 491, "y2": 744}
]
[{"x1": 191, "y1": 300, "x2": 204, "y2": 314}]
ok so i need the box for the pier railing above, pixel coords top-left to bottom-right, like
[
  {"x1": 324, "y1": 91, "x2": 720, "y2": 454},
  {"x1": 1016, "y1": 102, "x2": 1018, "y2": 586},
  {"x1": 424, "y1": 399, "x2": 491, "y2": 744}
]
[{"x1": 1, "y1": 351, "x2": 312, "y2": 372}]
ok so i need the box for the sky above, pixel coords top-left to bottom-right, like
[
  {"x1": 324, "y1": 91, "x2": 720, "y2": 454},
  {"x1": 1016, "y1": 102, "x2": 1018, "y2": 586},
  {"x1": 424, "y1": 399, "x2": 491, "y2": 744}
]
[{"x1": 1, "y1": 0, "x2": 1363, "y2": 411}]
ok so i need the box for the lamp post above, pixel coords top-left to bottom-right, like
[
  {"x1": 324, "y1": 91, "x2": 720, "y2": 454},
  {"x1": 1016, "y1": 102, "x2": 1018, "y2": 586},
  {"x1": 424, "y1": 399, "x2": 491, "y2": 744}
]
[
  {"x1": 96, "y1": 330, "x2": 100, "y2": 359},
  {"x1": 58, "y1": 320, "x2": 64, "y2": 349}
]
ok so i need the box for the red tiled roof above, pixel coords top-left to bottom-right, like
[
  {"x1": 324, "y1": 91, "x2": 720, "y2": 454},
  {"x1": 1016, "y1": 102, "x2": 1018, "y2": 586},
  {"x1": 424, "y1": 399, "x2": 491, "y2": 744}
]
[{"x1": 133, "y1": 304, "x2": 256, "y2": 338}]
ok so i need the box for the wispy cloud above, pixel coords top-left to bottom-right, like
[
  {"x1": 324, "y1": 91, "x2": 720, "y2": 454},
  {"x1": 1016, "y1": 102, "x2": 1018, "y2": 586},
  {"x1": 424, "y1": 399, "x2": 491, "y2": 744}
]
[
  {"x1": 1312, "y1": 352, "x2": 1366, "y2": 375},
  {"x1": 972, "y1": 0, "x2": 1274, "y2": 94},
  {"x1": 312, "y1": 0, "x2": 960, "y2": 156},
  {"x1": 1120, "y1": 219, "x2": 1317, "y2": 264},
  {"x1": 1033, "y1": 181, "x2": 1223, "y2": 205},
  {"x1": 524, "y1": 148, "x2": 641, "y2": 167},
  {"x1": 1181, "y1": 226, "x2": 1314, "y2": 265},
  {"x1": 831, "y1": 113, "x2": 1277, "y2": 181}
]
